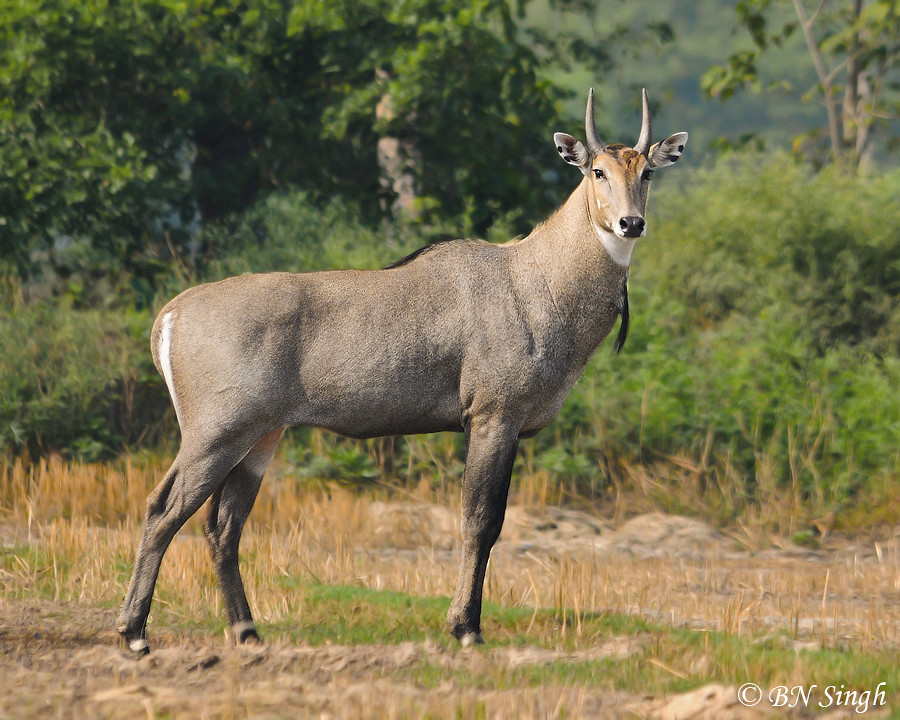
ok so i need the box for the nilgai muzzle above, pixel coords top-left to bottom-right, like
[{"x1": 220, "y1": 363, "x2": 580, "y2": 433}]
[{"x1": 117, "y1": 88, "x2": 688, "y2": 652}]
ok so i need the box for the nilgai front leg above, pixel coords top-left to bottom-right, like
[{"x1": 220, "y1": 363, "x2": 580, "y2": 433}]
[{"x1": 447, "y1": 419, "x2": 519, "y2": 646}]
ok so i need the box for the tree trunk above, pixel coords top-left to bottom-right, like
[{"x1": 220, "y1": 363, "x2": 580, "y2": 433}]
[
  {"x1": 842, "y1": 0, "x2": 877, "y2": 172},
  {"x1": 792, "y1": 0, "x2": 846, "y2": 166},
  {"x1": 375, "y1": 69, "x2": 421, "y2": 220}
]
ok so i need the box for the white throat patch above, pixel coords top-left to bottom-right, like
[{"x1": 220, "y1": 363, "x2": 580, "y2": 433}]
[{"x1": 591, "y1": 217, "x2": 637, "y2": 267}]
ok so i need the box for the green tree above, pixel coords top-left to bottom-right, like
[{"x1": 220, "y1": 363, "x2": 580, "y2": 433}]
[
  {"x1": 702, "y1": 0, "x2": 900, "y2": 169},
  {"x1": 0, "y1": 0, "x2": 617, "y2": 302}
]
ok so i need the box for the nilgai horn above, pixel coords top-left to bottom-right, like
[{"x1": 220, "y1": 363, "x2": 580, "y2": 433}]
[{"x1": 117, "y1": 88, "x2": 688, "y2": 653}]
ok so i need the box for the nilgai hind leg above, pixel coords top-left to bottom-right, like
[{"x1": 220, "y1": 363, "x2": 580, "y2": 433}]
[
  {"x1": 203, "y1": 427, "x2": 285, "y2": 644},
  {"x1": 116, "y1": 428, "x2": 282, "y2": 653}
]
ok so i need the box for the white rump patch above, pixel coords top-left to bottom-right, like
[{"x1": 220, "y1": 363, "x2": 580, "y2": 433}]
[{"x1": 159, "y1": 312, "x2": 184, "y2": 427}]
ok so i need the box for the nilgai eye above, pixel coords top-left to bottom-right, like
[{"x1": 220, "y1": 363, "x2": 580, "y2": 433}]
[{"x1": 594, "y1": 168, "x2": 605, "y2": 180}]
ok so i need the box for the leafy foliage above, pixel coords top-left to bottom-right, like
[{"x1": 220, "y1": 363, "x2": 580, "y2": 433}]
[
  {"x1": 550, "y1": 156, "x2": 900, "y2": 516},
  {"x1": 2, "y1": 0, "x2": 899, "y2": 529},
  {"x1": 702, "y1": 0, "x2": 900, "y2": 167},
  {"x1": 5, "y1": 161, "x2": 900, "y2": 530},
  {"x1": 649, "y1": 155, "x2": 900, "y2": 352},
  {"x1": 0, "y1": 300, "x2": 169, "y2": 460},
  {"x1": 0, "y1": 0, "x2": 580, "y2": 303}
]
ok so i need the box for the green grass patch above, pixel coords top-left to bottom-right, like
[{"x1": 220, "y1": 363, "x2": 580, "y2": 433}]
[
  {"x1": 262, "y1": 581, "x2": 654, "y2": 650},
  {"x1": 252, "y1": 581, "x2": 899, "y2": 699},
  {"x1": 267, "y1": 582, "x2": 451, "y2": 645}
]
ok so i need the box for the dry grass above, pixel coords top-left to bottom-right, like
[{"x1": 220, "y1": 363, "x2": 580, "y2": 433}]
[
  {"x1": 2, "y1": 454, "x2": 899, "y2": 653},
  {"x1": 2, "y1": 455, "x2": 899, "y2": 719}
]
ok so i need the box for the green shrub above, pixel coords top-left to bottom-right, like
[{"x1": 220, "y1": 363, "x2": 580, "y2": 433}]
[
  {"x1": 645, "y1": 155, "x2": 900, "y2": 354},
  {"x1": 540, "y1": 155, "x2": 900, "y2": 519},
  {"x1": 5, "y1": 159, "x2": 900, "y2": 528},
  {"x1": 199, "y1": 192, "x2": 441, "y2": 278},
  {"x1": 0, "y1": 300, "x2": 170, "y2": 460}
]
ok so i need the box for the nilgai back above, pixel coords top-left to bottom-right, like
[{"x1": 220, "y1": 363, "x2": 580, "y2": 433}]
[{"x1": 117, "y1": 88, "x2": 688, "y2": 653}]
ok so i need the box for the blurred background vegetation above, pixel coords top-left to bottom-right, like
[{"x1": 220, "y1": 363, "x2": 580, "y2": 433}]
[{"x1": 1, "y1": 0, "x2": 899, "y2": 533}]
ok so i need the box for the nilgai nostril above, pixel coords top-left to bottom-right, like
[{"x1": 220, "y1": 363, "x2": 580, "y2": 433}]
[
  {"x1": 619, "y1": 216, "x2": 645, "y2": 237},
  {"x1": 116, "y1": 87, "x2": 688, "y2": 653}
]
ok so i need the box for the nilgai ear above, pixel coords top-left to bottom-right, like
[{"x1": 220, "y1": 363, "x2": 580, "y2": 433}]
[
  {"x1": 647, "y1": 132, "x2": 688, "y2": 169},
  {"x1": 554, "y1": 133, "x2": 592, "y2": 175}
]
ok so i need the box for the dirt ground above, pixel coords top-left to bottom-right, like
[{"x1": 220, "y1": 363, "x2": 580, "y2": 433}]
[
  {"x1": 1, "y1": 503, "x2": 897, "y2": 719},
  {"x1": 0, "y1": 599, "x2": 875, "y2": 720}
]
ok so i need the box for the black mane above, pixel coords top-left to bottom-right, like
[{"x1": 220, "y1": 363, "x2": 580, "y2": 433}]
[{"x1": 384, "y1": 239, "x2": 457, "y2": 269}]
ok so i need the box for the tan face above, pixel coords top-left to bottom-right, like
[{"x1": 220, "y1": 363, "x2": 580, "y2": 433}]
[
  {"x1": 553, "y1": 87, "x2": 689, "y2": 265},
  {"x1": 586, "y1": 143, "x2": 653, "y2": 238}
]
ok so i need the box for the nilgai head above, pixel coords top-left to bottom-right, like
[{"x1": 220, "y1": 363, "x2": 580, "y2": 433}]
[{"x1": 554, "y1": 88, "x2": 688, "y2": 263}]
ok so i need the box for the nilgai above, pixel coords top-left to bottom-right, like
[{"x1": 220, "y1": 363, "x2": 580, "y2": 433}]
[{"x1": 117, "y1": 88, "x2": 688, "y2": 652}]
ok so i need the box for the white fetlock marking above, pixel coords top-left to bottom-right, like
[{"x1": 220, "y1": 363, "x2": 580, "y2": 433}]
[
  {"x1": 232, "y1": 620, "x2": 257, "y2": 641},
  {"x1": 129, "y1": 638, "x2": 149, "y2": 653},
  {"x1": 460, "y1": 632, "x2": 483, "y2": 648}
]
